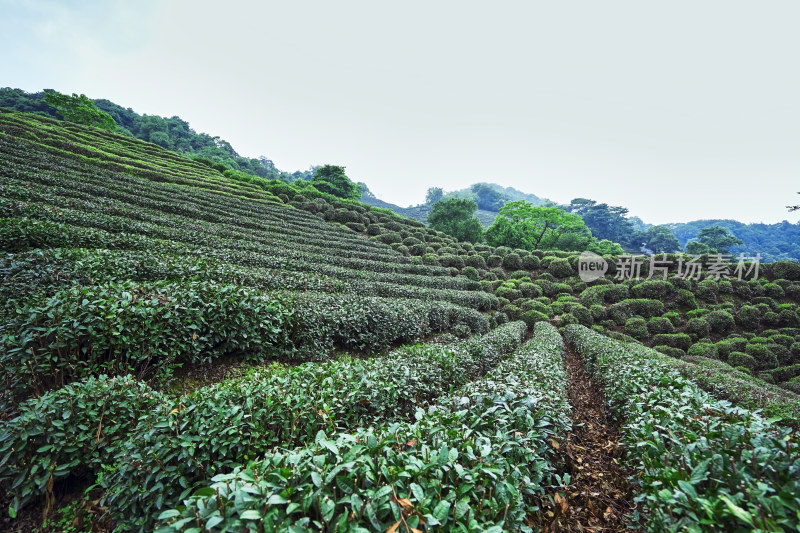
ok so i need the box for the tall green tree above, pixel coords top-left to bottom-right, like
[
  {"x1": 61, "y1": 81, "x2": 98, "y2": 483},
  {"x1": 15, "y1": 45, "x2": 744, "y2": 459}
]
[
  {"x1": 484, "y1": 201, "x2": 588, "y2": 251},
  {"x1": 425, "y1": 187, "x2": 444, "y2": 205},
  {"x1": 642, "y1": 225, "x2": 682, "y2": 253},
  {"x1": 309, "y1": 165, "x2": 361, "y2": 200},
  {"x1": 426, "y1": 198, "x2": 483, "y2": 243},
  {"x1": 42, "y1": 90, "x2": 116, "y2": 130},
  {"x1": 470, "y1": 183, "x2": 508, "y2": 211},
  {"x1": 687, "y1": 225, "x2": 743, "y2": 255},
  {"x1": 566, "y1": 198, "x2": 637, "y2": 248}
]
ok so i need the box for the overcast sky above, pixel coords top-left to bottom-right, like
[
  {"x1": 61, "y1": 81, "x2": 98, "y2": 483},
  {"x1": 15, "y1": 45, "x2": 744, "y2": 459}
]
[{"x1": 2, "y1": 0, "x2": 799, "y2": 224}]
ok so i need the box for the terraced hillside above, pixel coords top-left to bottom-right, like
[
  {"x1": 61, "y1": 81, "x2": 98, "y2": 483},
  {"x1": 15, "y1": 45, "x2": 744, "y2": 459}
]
[{"x1": 1, "y1": 108, "x2": 800, "y2": 532}]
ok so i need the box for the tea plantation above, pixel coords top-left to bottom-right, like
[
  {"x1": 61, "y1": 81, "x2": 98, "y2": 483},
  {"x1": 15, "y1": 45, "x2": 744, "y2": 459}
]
[{"x1": 1, "y1": 108, "x2": 800, "y2": 531}]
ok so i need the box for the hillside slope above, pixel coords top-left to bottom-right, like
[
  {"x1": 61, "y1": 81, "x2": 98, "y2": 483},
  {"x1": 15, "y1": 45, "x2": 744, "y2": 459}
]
[{"x1": 2, "y1": 109, "x2": 800, "y2": 532}]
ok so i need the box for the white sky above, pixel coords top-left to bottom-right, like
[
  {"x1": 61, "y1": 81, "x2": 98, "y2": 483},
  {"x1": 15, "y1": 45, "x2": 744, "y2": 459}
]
[{"x1": 2, "y1": 0, "x2": 799, "y2": 224}]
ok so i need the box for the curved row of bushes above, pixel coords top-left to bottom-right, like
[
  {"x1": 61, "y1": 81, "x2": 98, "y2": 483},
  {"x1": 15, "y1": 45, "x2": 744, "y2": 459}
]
[
  {"x1": 0, "y1": 248, "x2": 497, "y2": 321},
  {"x1": 153, "y1": 321, "x2": 570, "y2": 532},
  {"x1": 0, "y1": 218, "x2": 479, "y2": 293},
  {"x1": 1, "y1": 279, "x2": 489, "y2": 408},
  {"x1": 0, "y1": 323, "x2": 527, "y2": 524},
  {"x1": 1, "y1": 280, "x2": 292, "y2": 405},
  {"x1": 564, "y1": 325, "x2": 800, "y2": 531}
]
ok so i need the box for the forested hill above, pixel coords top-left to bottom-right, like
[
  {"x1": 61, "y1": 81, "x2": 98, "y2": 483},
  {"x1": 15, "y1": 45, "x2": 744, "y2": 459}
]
[
  {"x1": 361, "y1": 182, "x2": 546, "y2": 227},
  {"x1": 0, "y1": 87, "x2": 313, "y2": 183},
  {"x1": 669, "y1": 219, "x2": 800, "y2": 263}
]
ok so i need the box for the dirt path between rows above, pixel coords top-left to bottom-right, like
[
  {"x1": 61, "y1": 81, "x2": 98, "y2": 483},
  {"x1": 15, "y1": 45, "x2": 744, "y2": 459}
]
[{"x1": 541, "y1": 346, "x2": 641, "y2": 532}]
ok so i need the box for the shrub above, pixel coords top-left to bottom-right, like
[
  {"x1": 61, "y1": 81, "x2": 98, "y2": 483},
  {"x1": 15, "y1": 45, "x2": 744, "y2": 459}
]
[
  {"x1": 652, "y1": 333, "x2": 692, "y2": 351},
  {"x1": 589, "y1": 304, "x2": 606, "y2": 321},
  {"x1": 439, "y1": 254, "x2": 465, "y2": 270},
  {"x1": 502, "y1": 253, "x2": 523, "y2": 271},
  {"x1": 1, "y1": 280, "x2": 293, "y2": 403},
  {"x1": 764, "y1": 311, "x2": 781, "y2": 327},
  {"x1": 495, "y1": 283, "x2": 521, "y2": 301},
  {"x1": 631, "y1": 280, "x2": 674, "y2": 299},
  {"x1": 763, "y1": 283, "x2": 786, "y2": 299},
  {"x1": 779, "y1": 309, "x2": 800, "y2": 327},
  {"x1": 486, "y1": 254, "x2": 502, "y2": 267},
  {"x1": 502, "y1": 304, "x2": 523, "y2": 321},
  {"x1": 647, "y1": 317, "x2": 676, "y2": 335},
  {"x1": 461, "y1": 265, "x2": 480, "y2": 281},
  {"x1": 522, "y1": 309, "x2": 550, "y2": 328},
  {"x1": 522, "y1": 254, "x2": 541, "y2": 270},
  {"x1": 675, "y1": 289, "x2": 698, "y2": 309},
  {"x1": 0, "y1": 375, "x2": 166, "y2": 513},
  {"x1": 556, "y1": 312, "x2": 580, "y2": 327},
  {"x1": 566, "y1": 304, "x2": 593, "y2": 327},
  {"x1": 152, "y1": 323, "x2": 570, "y2": 532},
  {"x1": 769, "y1": 343, "x2": 792, "y2": 366},
  {"x1": 737, "y1": 305, "x2": 761, "y2": 329},
  {"x1": 773, "y1": 260, "x2": 800, "y2": 281},
  {"x1": 791, "y1": 342, "x2": 800, "y2": 362},
  {"x1": 704, "y1": 310, "x2": 735, "y2": 334},
  {"x1": 728, "y1": 351, "x2": 757, "y2": 371},
  {"x1": 685, "y1": 317, "x2": 711, "y2": 339},
  {"x1": 653, "y1": 345, "x2": 686, "y2": 358},
  {"x1": 771, "y1": 364, "x2": 800, "y2": 384},
  {"x1": 744, "y1": 343, "x2": 779, "y2": 371},
  {"x1": 625, "y1": 317, "x2": 649, "y2": 340},
  {"x1": 490, "y1": 267, "x2": 506, "y2": 280},
  {"x1": 663, "y1": 311, "x2": 683, "y2": 328},
  {"x1": 687, "y1": 342, "x2": 716, "y2": 359},
  {"x1": 608, "y1": 331, "x2": 638, "y2": 344},
  {"x1": 519, "y1": 282, "x2": 542, "y2": 298},
  {"x1": 375, "y1": 231, "x2": 402, "y2": 244},
  {"x1": 696, "y1": 279, "x2": 718, "y2": 302},
  {"x1": 608, "y1": 299, "x2": 665, "y2": 325},
  {"x1": 547, "y1": 258, "x2": 573, "y2": 279},
  {"x1": 715, "y1": 337, "x2": 747, "y2": 359},
  {"x1": 464, "y1": 254, "x2": 487, "y2": 270}
]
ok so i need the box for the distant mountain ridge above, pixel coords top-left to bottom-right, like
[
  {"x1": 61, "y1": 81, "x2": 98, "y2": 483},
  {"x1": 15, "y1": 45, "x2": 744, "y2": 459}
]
[{"x1": 361, "y1": 182, "x2": 547, "y2": 227}]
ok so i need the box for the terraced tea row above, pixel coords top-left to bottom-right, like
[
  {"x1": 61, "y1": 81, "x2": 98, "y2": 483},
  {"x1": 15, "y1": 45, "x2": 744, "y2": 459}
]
[
  {"x1": 154, "y1": 322, "x2": 570, "y2": 532},
  {"x1": 0, "y1": 322, "x2": 527, "y2": 524},
  {"x1": 564, "y1": 325, "x2": 800, "y2": 531}
]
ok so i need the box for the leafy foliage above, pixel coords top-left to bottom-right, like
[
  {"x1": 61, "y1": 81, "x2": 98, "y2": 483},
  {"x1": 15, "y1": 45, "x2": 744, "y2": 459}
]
[
  {"x1": 485, "y1": 201, "x2": 590, "y2": 251},
  {"x1": 155, "y1": 322, "x2": 570, "y2": 532},
  {"x1": 426, "y1": 198, "x2": 483, "y2": 243},
  {"x1": 0, "y1": 375, "x2": 167, "y2": 514},
  {"x1": 686, "y1": 225, "x2": 744, "y2": 255},
  {"x1": 310, "y1": 165, "x2": 361, "y2": 200},
  {"x1": 565, "y1": 325, "x2": 800, "y2": 532},
  {"x1": 42, "y1": 90, "x2": 116, "y2": 130}
]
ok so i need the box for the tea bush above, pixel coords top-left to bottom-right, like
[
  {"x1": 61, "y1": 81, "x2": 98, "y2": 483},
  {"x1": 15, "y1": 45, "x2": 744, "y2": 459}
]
[
  {"x1": 0, "y1": 375, "x2": 167, "y2": 514},
  {"x1": 155, "y1": 322, "x2": 571, "y2": 532},
  {"x1": 1, "y1": 280, "x2": 292, "y2": 403},
  {"x1": 102, "y1": 323, "x2": 528, "y2": 525},
  {"x1": 565, "y1": 325, "x2": 800, "y2": 532}
]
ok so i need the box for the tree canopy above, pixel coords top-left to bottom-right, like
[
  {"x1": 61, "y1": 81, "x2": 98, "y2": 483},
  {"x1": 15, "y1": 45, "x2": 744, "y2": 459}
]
[
  {"x1": 470, "y1": 183, "x2": 508, "y2": 211},
  {"x1": 309, "y1": 165, "x2": 361, "y2": 200},
  {"x1": 641, "y1": 225, "x2": 682, "y2": 253},
  {"x1": 685, "y1": 225, "x2": 743, "y2": 255},
  {"x1": 565, "y1": 198, "x2": 638, "y2": 249},
  {"x1": 484, "y1": 201, "x2": 590, "y2": 251},
  {"x1": 425, "y1": 187, "x2": 443, "y2": 205},
  {"x1": 426, "y1": 198, "x2": 483, "y2": 243},
  {"x1": 42, "y1": 90, "x2": 116, "y2": 130}
]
